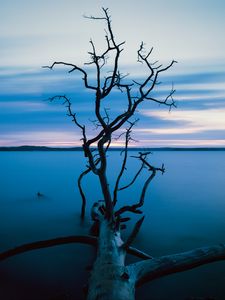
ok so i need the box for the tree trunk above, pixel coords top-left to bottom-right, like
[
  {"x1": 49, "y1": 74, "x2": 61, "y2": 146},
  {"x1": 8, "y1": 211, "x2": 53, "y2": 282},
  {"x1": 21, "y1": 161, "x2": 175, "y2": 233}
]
[
  {"x1": 87, "y1": 219, "x2": 136, "y2": 300},
  {"x1": 1, "y1": 222, "x2": 225, "y2": 299}
]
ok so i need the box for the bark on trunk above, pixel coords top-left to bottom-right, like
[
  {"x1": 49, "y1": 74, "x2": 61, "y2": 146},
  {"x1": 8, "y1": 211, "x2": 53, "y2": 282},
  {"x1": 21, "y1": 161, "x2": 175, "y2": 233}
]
[{"x1": 87, "y1": 219, "x2": 135, "y2": 300}]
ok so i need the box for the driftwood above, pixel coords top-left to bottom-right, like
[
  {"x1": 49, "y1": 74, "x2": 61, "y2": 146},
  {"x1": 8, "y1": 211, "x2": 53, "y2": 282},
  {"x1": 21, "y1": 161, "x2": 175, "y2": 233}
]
[{"x1": 1, "y1": 7, "x2": 225, "y2": 300}]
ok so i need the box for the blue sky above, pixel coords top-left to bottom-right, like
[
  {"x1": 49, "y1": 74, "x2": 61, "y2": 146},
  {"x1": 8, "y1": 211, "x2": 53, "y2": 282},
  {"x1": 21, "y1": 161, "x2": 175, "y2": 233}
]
[{"x1": 0, "y1": 0, "x2": 225, "y2": 147}]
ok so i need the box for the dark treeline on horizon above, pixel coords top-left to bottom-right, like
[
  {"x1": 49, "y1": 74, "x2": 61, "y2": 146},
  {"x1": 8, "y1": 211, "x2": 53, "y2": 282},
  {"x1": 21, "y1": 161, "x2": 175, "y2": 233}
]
[{"x1": 0, "y1": 145, "x2": 225, "y2": 151}]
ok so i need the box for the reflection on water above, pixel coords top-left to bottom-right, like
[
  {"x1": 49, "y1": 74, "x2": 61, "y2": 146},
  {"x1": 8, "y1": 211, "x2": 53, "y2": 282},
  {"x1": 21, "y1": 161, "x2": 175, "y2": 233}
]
[{"x1": 0, "y1": 151, "x2": 225, "y2": 299}]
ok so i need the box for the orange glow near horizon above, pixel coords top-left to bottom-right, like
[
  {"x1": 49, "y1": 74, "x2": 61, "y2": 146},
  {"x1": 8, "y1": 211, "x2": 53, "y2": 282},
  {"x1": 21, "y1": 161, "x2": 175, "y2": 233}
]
[{"x1": 1, "y1": 133, "x2": 225, "y2": 148}]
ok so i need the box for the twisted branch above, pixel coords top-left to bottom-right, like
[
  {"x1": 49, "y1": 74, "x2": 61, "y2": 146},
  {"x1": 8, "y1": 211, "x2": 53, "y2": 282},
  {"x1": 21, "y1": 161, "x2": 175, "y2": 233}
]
[
  {"x1": 78, "y1": 168, "x2": 92, "y2": 219},
  {"x1": 115, "y1": 152, "x2": 164, "y2": 216},
  {"x1": 113, "y1": 120, "x2": 138, "y2": 206},
  {"x1": 43, "y1": 62, "x2": 97, "y2": 91}
]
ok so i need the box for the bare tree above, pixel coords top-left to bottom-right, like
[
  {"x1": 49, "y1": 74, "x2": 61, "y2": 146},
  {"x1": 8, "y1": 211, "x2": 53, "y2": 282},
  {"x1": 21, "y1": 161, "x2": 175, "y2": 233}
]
[{"x1": 1, "y1": 8, "x2": 225, "y2": 300}]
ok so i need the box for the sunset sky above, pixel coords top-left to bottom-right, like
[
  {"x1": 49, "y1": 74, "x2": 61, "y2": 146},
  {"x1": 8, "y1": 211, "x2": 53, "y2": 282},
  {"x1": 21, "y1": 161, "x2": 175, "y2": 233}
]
[{"x1": 1, "y1": 0, "x2": 225, "y2": 147}]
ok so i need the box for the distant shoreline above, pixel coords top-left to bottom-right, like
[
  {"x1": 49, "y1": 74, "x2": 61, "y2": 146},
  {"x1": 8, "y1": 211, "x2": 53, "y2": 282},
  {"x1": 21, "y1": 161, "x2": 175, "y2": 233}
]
[{"x1": 0, "y1": 146, "x2": 225, "y2": 151}]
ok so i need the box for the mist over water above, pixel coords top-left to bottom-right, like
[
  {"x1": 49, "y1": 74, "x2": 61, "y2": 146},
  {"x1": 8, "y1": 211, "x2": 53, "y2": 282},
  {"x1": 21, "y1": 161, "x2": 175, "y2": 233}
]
[{"x1": 0, "y1": 151, "x2": 225, "y2": 300}]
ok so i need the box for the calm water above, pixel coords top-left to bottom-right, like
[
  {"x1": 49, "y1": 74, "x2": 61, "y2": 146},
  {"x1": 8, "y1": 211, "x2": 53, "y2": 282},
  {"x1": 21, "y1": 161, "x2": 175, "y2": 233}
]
[{"x1": 0, "y1": 151, "x2": 225, "y2": 300}]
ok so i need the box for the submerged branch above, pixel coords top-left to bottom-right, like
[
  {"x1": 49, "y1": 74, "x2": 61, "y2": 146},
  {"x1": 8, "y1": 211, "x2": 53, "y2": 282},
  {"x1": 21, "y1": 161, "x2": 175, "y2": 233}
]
[
  {"x1": 0, "y1": 234, "x2": 152, "y2": 262},
  {"x1": 78, "y1": 168, "x2": 92, "y2": 219},
  {"x1": 0, "y1": 236, "x2": 97, "y2": 261},
  {"x1": 123, "y1": 216, "x2": 145, "y2": 250},
  {"x1": 128, "y1": 246, "x2": 153, "y2": 260}
]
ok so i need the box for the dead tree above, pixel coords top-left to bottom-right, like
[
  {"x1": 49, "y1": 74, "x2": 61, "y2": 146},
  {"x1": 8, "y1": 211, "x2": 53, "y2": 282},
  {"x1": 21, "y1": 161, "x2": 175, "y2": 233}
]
[{"x1": 1, "y1": 8, "x2": 225, "y2": 300}]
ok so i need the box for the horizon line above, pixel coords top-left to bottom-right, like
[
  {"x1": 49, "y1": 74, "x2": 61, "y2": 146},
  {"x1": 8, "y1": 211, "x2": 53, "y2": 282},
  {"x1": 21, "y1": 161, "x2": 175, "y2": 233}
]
[{"x1": 1, "y1": 145, "x2": 225, "y2": 151}]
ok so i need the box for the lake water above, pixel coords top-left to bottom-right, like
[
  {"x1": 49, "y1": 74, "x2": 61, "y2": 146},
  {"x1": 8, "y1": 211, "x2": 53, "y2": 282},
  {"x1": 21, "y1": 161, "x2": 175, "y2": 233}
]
[{"x1": 0, "y1": 151, "x2": 225, "y2": 300}]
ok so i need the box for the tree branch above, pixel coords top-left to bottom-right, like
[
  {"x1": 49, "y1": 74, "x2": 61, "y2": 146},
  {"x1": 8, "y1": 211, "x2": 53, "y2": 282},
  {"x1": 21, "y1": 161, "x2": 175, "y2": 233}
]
[
  {"x1": 43, "y1": 61, "x2": 97, "y2": 90},
  {"x1": 115, "y1": 152, "x2": 164, "y2": 216},
  {"x1": 85, "y1": 8, "x2": 125, "y2": 99},
  {"x1": 48, "y1": 95, "x2": 99, "y2": 176},
  {"x1": 136, "y1": 42, "x2": 177, "y2": 109},
  {"x1": 145, "y1": 84, "x2": 176, "y2": 110},
  {"x1": 78, "y1": 167, "x2": 92, "y2": 219},
  {"x1": 117, "y1": 151, "x2": 149, "y2": 193},
  {"x1": 123, "y1": 216, "x2": 145, "y2": 250},
  {"x1": 49, "y1": 95, "x2": 86, "y2": 136},
  {"x1": 127, "y1": 246, "x2": 153, "y2": 260},
  {"x1": 118, "y1": 162, "x2": 145, "y2": 191},
  {"x1": 132, "y1": 243, "x2": 225, "y2": 287},
  {"x1": 113, "y1": 120, "x2": 137, "y2": 206},
  {"x1": 134, "y1": 152, "x2": 165, "y2": 208},
  {"x1": 0, "y1": 235, "x2": 152, "y2": 262},
  {"x1": 0, "y1": 236, "x2": 97, "y2": 262}
]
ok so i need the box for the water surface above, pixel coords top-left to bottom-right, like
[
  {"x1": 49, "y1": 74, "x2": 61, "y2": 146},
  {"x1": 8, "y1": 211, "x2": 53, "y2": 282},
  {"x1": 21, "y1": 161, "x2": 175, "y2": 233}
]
[{"x1": 0, "y1": 151, "x2": 225, "y2": 299}]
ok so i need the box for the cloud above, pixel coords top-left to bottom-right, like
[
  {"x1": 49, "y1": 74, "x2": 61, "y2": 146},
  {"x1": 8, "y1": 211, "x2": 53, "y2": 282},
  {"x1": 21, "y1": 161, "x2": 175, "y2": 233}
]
[
  {"x1": 134, "y1": 127, "x2": 203, "y2": 135},
  {"x1": 1, "y1": 57, "x2": 225, "y2": 147},
  {"x1": 139, "y1": 108, "x2": 225, "y2": 136},
  {"x1": 0, "y1": 101, "x2": 62, "y2": 112},
  {"x1": 135, "y1": 139, "x2": 225, "y2": 147},
  {"x1": 0, "y1": 130, "x2": 81, "y2": 147}
]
